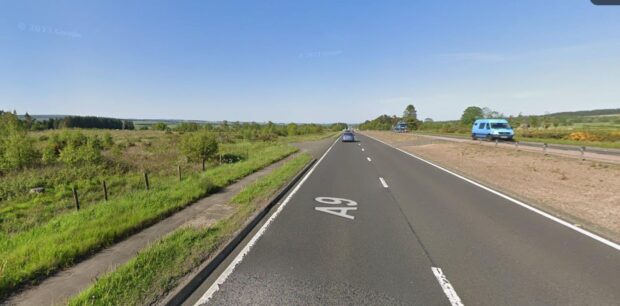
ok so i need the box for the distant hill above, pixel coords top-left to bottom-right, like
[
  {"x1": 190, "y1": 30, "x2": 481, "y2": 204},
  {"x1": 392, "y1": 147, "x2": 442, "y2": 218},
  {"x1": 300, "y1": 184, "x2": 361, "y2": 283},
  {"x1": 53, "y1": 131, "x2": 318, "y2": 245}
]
[{"x1": 546, "y1": 108, "x2": 620, "y2": 117}]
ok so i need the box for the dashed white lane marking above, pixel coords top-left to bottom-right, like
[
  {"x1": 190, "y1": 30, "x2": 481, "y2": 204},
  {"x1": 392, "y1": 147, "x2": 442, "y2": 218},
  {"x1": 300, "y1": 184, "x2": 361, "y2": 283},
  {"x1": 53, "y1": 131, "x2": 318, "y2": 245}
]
[
  {"x1": 363, "y1": 133, "x2": 620, "y2": 252},
  {"x1": 366, "y1": 157, "x2": 372, "y2": 162},
  {"x1": 432, "y1": 267, "x2": 464, "y2": 306},
  {"x1": 379, "y1": 177, "x2": 388, "y2": 188},
  {"x1": 361, "y1": 148, "x2": 365, "y2": 151},
  {"x1": 194, "y1": 137, "x2": 340, "y2": 305}
]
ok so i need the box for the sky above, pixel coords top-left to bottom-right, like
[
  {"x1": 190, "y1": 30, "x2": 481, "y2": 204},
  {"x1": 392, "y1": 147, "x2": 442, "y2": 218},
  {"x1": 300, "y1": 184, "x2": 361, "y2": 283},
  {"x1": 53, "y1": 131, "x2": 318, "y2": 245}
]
[{"x1": 1, "y1": 0, "x2": 620, "y2": 123}]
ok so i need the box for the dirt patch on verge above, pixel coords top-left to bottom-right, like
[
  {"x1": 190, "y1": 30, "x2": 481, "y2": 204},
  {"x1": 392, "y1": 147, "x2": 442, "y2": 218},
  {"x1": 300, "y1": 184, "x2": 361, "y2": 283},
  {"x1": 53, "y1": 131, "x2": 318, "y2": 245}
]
[{"x1": 363, "y1": 131, "x2": 620, "y2": 241}]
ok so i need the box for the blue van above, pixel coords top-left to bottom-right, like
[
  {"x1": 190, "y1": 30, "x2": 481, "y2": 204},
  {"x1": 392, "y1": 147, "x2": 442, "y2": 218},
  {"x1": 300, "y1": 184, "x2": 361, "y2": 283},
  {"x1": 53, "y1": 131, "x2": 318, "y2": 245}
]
[
  {"x1": 471, "y1": 119, "x2": 514, "y2": 140},
  {"x1": 393, "y1": 121, "x2": 408, "y2": 133}
]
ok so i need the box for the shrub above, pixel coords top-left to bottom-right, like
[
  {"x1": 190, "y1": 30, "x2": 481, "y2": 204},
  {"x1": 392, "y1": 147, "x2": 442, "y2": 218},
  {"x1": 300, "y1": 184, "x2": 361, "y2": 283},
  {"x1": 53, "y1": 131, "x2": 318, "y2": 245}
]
[{"x1": 181, "y1": 132, "x2": 218, "y2": 168}]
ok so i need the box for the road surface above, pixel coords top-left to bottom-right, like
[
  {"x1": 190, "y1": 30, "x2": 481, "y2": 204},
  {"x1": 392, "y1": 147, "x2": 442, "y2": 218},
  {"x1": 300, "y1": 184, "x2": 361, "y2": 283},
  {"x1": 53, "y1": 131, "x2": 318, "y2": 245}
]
[{"x1": 183, "y1": 133, "x2": 620, "y2": 305}]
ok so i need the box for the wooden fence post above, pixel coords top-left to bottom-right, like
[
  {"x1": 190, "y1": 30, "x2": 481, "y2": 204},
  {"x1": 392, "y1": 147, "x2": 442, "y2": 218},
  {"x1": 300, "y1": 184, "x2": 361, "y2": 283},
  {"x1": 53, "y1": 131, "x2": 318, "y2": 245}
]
[
  {"x1": 178, "y1": 165, "x2": 182, "y2": 181},
  {"x1": 102, "y1": 181, "x2": 108, "y2": 201},
  {"x1": 72, "y1": 187, "x2": 80, "y2": 211},
  {"x1": 144, "y1": 172, "x2": 150, "y2": 190}
]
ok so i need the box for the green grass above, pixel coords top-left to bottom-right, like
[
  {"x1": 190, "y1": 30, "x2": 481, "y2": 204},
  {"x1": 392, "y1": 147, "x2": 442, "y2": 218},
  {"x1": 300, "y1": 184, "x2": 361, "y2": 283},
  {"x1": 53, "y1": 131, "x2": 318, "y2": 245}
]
[
  {"x1": 0, "y1": 141, "x2": 276, "y2": 236},
  {"x1": 230, "y1": 153, "x2": 312, "y2": 205},
  {"x1": 278, "y1": 131, "x2": 338, "y2": 143},
  {"x1": 512, "y1": 137, "x2": 620, "y2": 149},
  {"x1": 413, "y1": 131, "x2": 620, "y2": 149},
  {"x1": 0, "y1": 144, "x2": 297, "y2": 300},
  {"x1": 67, "y1": 154, "x2": 312, "y2": 305}
]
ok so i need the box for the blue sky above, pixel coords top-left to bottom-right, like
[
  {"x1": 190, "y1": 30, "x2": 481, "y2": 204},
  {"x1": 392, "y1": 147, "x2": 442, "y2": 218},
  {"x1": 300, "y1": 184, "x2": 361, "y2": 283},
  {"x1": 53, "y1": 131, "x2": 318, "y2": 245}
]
[{"x1": 2, "y1": 0, "x2": 620, "y2": 123}]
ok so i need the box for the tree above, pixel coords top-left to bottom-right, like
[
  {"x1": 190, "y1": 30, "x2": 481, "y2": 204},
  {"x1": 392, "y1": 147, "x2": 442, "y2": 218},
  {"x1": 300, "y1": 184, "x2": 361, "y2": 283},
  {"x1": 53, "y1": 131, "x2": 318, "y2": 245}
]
[
  {"x1": 460, "y1": 106, "x2": 483, "y2": 126},
  {"x1": 403, "y1": 104, "x2": 418, "y2": 120},
  {"x1": 0, "y1": 112, "x2": 38, "y2": 171},
  {"x1": 402, "y1": 104, "x2": 420, "y2": 130},
  {"x1": 181, "y1": 132, "x2": 219, "y2": 170},
  {"x1": 24, "y1": 113, "x2": 34, "y2": 130},
  {"x1": 152, "y1": 122, "x2": 168, "y2": 131},
  {"x1": 286, "y1": 123, "x2": 298, "y2": 136},
  {"x1": 482, "y1": 107, "x2": 502, "y2": 119}
]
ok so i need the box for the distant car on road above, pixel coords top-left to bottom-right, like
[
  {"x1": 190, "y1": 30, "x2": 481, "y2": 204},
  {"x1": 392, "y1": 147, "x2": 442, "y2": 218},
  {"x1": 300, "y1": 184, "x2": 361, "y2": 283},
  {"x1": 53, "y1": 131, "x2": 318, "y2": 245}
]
[
  {"x1": 341, "y1": 131, "x2": 355, "y2": 142},
  {"x1": 472, "y1": 119, "x2": 514, "y2": 140},
  {"x1": 393, "y1": 121, "x2": 408, "y2": 133}
]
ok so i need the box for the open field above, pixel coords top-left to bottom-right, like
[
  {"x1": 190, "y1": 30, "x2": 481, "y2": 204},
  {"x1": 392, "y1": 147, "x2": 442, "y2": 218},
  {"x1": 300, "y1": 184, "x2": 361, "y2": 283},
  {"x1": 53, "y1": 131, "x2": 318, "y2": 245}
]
[
  {"x1": 362, "y1": 131, "x2": 620, "y2": 241},
  {"x1": 0, "y1": 122, "x2": 339, "y2": 300},
  {"x1": 67, "y1": 153, "x2": 312, "y2": 305},
  {"x1": 0, "y1": 141, "x2": 297, "y2": 299}
]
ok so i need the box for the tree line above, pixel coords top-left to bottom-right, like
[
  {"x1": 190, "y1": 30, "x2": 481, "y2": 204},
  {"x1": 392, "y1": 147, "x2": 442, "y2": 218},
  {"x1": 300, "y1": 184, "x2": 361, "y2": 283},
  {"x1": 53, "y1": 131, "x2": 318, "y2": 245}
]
[
  {"x1": 4, "y1": 111, "x2": 135, "y2": 131},
  {"x1": 358, "y1": 104, "x2": 620, "y2": 133}
]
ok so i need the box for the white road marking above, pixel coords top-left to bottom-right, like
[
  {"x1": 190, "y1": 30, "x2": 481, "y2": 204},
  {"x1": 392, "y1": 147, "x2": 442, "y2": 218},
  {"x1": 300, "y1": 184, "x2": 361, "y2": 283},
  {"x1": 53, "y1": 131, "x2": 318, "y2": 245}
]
[
  {"x1": 194, "y1": 137, "x2": 340, "y2": 305},
  {"x1": 432, "y1": 267, "x2": 464, "y2": 306},
  {"x1": 361, "y1": 148, "x2": 365, "y2": 151},
  {"x1": 367, "y1": 157, "x2": 372, "y2": 162},
  {"x1": 363, "y1": 134, "x2": 620, "y2": 251},
  {"x1": 314, "y1": 206, "x2": 357, "y2": 220},
  {"x1": 379, "y1": 177, "x2": 388, "y2": 188}
]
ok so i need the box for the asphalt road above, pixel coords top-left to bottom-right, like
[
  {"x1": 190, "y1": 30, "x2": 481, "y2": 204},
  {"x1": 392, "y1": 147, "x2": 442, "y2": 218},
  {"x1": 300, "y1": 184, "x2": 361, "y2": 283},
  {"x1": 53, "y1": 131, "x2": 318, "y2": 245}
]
[{"x1": 184, "y1": 133, "x2": 620, "y2": 305}]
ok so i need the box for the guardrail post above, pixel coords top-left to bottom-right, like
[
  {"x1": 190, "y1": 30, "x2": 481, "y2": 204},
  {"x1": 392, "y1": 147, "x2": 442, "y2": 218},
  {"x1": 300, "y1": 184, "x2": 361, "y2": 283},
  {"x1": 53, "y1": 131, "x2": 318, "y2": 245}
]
[{"x1": 581, "y1": 146, "x2": 586, "y2": 161}]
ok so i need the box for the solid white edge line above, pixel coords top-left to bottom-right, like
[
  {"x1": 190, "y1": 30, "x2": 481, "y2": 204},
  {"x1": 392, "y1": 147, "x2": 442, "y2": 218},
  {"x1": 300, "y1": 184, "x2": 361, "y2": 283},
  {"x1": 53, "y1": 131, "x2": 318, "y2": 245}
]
[
  {"x1": 379, "y1": 177, "x2": 388, "y2": 188},
  {"x1": 367, "y1": 157, "x2": 372, "y2": 162},
  {"x1": 194, "y1": 137, "x2": 341, "y2": 305},
  {"x1": 363, "y1": 133, "x2": 620, "y2": 251},
  {"x1": 432, "y1": 267, "x2": 464, "y2": 306}
]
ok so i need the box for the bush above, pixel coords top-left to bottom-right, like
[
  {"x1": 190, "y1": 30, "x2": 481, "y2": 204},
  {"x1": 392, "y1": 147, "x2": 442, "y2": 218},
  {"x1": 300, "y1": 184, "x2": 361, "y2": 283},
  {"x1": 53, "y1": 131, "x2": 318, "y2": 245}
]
[
  {"x1": 0, "y1": 112, "x2": 38, "y2": 171},
  {"x1": 181, "y1": 132, "x2": 219, "y2": 166},
  {"x1": 152, "y1": 122, "x2": 168, "y2": 131},
  {"x1": 58, "y1": 139, "x2": 102, "y2": 166}
]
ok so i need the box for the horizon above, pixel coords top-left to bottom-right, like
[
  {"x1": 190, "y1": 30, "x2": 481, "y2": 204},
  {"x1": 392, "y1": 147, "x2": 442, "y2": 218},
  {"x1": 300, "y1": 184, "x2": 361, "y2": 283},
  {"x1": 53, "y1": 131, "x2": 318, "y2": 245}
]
[
  {"x1": 12, "y1": 106, "x2": 620, "y2": 125},
  {"x1": 3, "y1": 1, "x2": 620, "y2": 122}
]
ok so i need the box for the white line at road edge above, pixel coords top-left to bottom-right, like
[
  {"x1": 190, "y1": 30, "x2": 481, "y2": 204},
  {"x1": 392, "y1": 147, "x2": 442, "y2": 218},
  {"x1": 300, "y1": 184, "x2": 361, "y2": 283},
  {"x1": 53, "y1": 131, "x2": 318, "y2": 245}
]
[
  {"x1": 432, "y1": 267, "x2": 464, "y2": 306},
  {"x1": 379, "y1": 177, "x2": 388, "y2": 188},
  {"x1": 364, "y1": 133, "x2": 620, "y2": 251},
  {"x1": 367, "y1": 157, "x2": 372, "y2": 162},
  {"x1": 194, "y1": 137, "x2": 340, "y2": 305}
]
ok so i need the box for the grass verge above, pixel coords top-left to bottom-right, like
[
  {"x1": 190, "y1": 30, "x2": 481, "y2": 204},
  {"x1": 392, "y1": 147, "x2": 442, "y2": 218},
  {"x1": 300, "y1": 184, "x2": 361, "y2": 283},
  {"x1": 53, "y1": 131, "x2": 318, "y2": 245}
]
[
  {"x1": 0, "y1": 144, "x2": 297, "y2": 300},
  {"x1": 67, "y1": 153, "x2": 312, "y2": 305},
  {"x1": 413, "y1": 131, "x2": 620, "y2": 149}
]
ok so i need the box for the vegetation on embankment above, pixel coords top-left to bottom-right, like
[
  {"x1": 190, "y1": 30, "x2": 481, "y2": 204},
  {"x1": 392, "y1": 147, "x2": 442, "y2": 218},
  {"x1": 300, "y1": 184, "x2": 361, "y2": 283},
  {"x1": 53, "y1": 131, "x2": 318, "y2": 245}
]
[
  {"x1": 0, "y1": 143, "x2": 297, "y2": 299},
  {"x1": 67, "y1": 153, "x2": 312, "y2": 306},
  {"x1": 358, "y1": 105, "x2": 620, "y2": 149}
]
